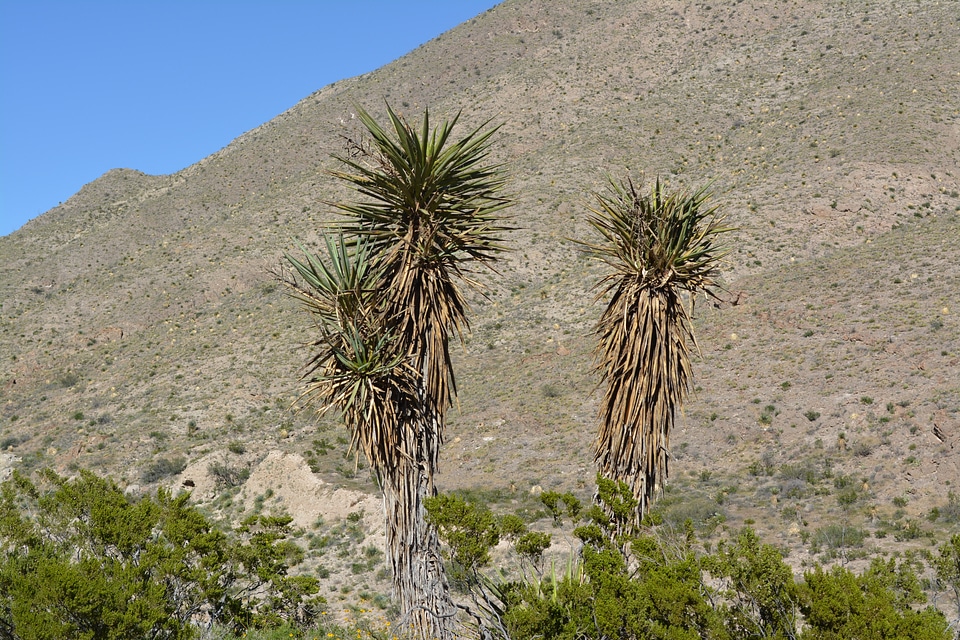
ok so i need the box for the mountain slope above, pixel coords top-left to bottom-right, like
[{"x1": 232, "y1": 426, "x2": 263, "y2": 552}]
[{"x1": 1, "y1": 0, "x2": 959, "y2": 575}]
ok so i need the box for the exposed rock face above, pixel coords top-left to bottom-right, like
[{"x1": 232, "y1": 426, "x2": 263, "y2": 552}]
[
  {"x1": 0, "y1": 453, "x2": 21, "y2": 482},
  {"x1": 174, "y1": 450, "x2": 383, "y2": 533},
  {"x1": 243, "y1": 450, "x2": 382, "y2": 532}
]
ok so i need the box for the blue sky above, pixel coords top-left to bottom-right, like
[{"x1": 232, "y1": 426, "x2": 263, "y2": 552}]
[{"x1": 0, "y1": 1, "x2": 502, "y2": 237}]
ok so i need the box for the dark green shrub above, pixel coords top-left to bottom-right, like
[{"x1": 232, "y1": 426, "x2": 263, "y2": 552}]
[
  {"x1": 503, "y1": 527, "x2": 725, "y2": 639},
  {"x1": 425, "y1": 492, "x2": 523, "y2": 582},
  {"x1": 894, "y1": 519, "x2": 923, "y2": 541},
  {"x1": 0, "y1": 469, "x2": 322, "y2": 639},
  {"x1": 208, "y1": 460, "x2": 251, "y2": 490},
  {"x1": 748, "y1": 452, "x2": 775, "y2": 477},
  {"x1": 800, "y1": 559, "x2": 948, "y2": 639},
  {"x1": 836, "y1": 487, "x2": 860, "y2": 507},
  {"x1": 707, "y1": 526, "x2": 802, "y2": 639},
  {"x1": 312, "y1": 438, "x2": 333, "y2": 455},
  {"x1": 935, "y1": 534, "x2": 960, "y2": 625},
  {"x1": 427, "y1": 475, "x2": 950, "y2": 640},
  {"x1": 431, "y1": 479, "x2": 729, "y2": 640},
  {"x1": 541, "y1": 384, "x2": 561, "y2": 398},
  {"x1": 141, "y1": 455, "x2": 187, "y2": 483}
]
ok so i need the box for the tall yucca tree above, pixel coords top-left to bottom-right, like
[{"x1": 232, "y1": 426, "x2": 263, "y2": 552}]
[
  {"x1": 282, "y1": 104, "x2": 510, "y2": 639},
  {"x1": 585, "y1": 177, "x2": 730, "y2": 530}
]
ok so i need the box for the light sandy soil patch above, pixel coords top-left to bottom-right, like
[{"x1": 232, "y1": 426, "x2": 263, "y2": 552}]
[{"x1": 174, "y1": 450, "x2": 383, "y2": 534}]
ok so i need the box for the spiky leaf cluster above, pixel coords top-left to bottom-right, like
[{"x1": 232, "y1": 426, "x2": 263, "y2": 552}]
[
  {"x1": 585, "y1": 177, "x2": 730, "y2": 524},
  {"x1": 331, "y1": 105, "x2": 512, "y2": 421},
  {"x1": 280, "y1": 235, "x2": 421, "y2": 477},
  {"x1": 280, "y1": 104, "x2": 510, "y2": 480},
  {"x1": 587, "y1": 178, "x2": 728, "y2": 296}
]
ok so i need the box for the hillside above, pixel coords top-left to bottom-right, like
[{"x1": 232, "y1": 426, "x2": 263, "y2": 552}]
[{"x1": 1, "y1": 0, "x2": 959, "y2": 602}]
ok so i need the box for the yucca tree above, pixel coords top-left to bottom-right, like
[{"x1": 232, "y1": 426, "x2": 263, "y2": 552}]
[
  {"x1": 281, "y1": 104, "x2": 510, "y2": 639},
  {"x1": 584, "y1": 177, "x2": 730, "y2": 529}
]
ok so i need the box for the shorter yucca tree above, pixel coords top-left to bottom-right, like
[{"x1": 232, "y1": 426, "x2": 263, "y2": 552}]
[
  {"x1": 281, "y1": 235, "x2": 421, "y2": 480},
  {"x1": 585, "y1": 177, "x2": 730, "y2": 529},
  {"x1": 280, "y1": 235, "x2": 450, "y2": 632}
]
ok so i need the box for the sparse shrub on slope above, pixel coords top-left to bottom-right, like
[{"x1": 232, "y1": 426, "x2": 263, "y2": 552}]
[
  {"x1": 141, "y1": 454, "x2": 187, "y2": 484},
  {"x1": 208, "y1": 459, "x2": 252, "y2": 489}
]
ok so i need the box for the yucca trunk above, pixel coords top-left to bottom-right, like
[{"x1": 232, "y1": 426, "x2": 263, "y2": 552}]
[
  {"x1": 370, "y1": 258, "x2": 458, "y2": 637},
  {"x1": 381, "y1": 419, "x2": 456, "y2": 640},
  {"x1": 594, "y1": 285, "x2": 692, "y2": 528}
]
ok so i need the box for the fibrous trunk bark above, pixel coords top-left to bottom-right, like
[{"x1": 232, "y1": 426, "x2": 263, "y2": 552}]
[
  {"x1": 381, "y1": 439, "x2": 456, "y2": 640},
  {"x1": 594, "y1": 287, "x2": 691, "y2": 529}
]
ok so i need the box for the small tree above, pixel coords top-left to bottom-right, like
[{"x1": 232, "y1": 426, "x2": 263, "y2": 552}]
[
  {"x1": 583, "y1": 177, "x2": 730, "y2": 527},
  {"x1": 281, "y1": 104, "x2": 510, "y2": 639}
]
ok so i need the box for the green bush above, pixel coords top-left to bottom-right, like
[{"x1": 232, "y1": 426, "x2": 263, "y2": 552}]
[
  {"x1": 426, "y1": 477, "x2": 950, "y2": 640},
  {"x1": 894, "y1": 518, "x2": 923, "y2": 541},
  {"x1": 707, "y1": 527, "x2": 802, "y2": 639},
  {"x1": 801, "y1": 559, "x2": 948, "y2": 639},
  {"x1": 0, "y1": 469, "x2": 322, "y2": 639},
  {"x1": 425, "y1": 492, "x2": 551, "y2": 583},
  {"x1": 141, "y1": 455, "x2": 187, "y2": 483}
]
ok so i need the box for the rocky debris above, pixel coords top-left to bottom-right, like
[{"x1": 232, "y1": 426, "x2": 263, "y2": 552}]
[{"x1": 0, "y1": 453, "x2": 21, "y2": 482}]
